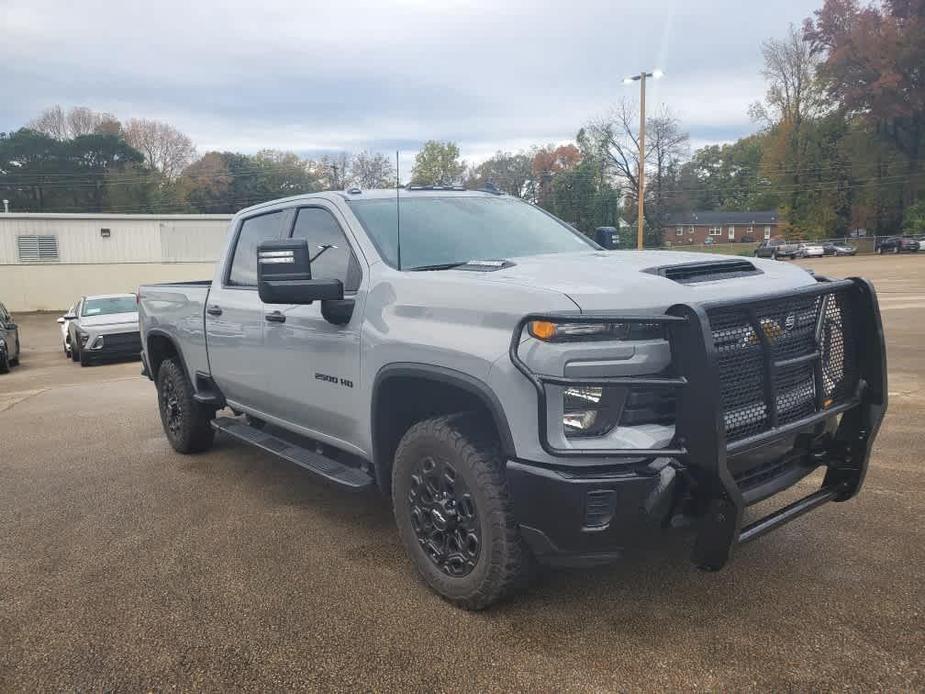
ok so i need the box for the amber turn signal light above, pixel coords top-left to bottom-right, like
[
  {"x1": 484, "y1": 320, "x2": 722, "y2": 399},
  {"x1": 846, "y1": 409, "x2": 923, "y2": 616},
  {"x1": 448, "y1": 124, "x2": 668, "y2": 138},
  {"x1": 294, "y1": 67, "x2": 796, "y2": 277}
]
[{"x1": 528, "y1": 320, "x2": 557, "y2": 341}]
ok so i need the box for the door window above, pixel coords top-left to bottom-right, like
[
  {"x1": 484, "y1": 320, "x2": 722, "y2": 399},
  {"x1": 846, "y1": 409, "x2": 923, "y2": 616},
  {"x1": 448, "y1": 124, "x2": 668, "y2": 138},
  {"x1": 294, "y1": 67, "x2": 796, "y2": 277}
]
[
  {"x1": 291, "y1": 207, "x2": 362, "y2": 291},
  {"x1": 227, "y1": 211, "x2": 287, "y2": 286}
]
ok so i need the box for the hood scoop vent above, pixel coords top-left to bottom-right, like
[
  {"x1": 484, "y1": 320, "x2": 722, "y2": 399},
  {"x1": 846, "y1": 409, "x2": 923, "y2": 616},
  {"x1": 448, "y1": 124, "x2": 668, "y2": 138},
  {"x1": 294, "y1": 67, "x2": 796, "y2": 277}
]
[{"x1": 647, "y1": 259, "x2": 762, "y2": 284}]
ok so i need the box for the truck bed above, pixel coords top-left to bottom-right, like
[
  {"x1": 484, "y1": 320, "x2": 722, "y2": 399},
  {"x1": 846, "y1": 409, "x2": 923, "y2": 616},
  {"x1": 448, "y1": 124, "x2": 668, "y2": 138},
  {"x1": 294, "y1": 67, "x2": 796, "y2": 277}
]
[{"x1": 137, "y1": 280, "x2": 212, "y2": 381}]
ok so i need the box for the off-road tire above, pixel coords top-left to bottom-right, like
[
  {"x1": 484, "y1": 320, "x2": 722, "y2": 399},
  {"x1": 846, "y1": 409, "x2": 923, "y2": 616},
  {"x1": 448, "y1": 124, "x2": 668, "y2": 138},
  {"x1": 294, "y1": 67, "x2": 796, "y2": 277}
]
[
  {"x1": 71, "y1": 343, "x2": 80, "y2": 362},
  {"x1": 156, "y1": 358, "x2": 215, "y2": 454},
  {"x1": 392, "y1": 413, "x2": 534, "y2": 610},
  {"x1": 0, "y1": 349, "x2": 9, "y2": 374}
]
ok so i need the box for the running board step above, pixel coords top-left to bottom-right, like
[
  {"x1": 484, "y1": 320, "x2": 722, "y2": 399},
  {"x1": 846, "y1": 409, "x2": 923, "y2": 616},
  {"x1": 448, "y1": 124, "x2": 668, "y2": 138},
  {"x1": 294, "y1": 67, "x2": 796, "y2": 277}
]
[{"x1": 211, "y1": 416, "x2": 373, "y2": 491}]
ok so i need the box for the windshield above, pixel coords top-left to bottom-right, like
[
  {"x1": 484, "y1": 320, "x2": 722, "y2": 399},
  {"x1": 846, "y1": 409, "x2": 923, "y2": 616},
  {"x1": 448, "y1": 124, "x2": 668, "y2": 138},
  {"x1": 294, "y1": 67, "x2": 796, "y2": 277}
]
[
  {"x1": 348, "y1": 196, "x2": 595, "y2": 269},
  {"x1": 81, "y1": 296, "x2": 136, "y2": 317}
]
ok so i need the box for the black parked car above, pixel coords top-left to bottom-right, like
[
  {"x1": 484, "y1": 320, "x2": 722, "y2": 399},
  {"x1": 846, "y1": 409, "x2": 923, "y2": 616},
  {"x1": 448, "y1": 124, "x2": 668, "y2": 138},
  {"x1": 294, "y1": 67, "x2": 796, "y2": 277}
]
[
  {"x1": 823, "y1": 242, "x2": 857, "y2": 256},
  {"x1": 876, "y1": 236, "x2": 920, "y2": 254},
  {"x1": 0, "y1": 301, "x2": 21, "y2": 374}
]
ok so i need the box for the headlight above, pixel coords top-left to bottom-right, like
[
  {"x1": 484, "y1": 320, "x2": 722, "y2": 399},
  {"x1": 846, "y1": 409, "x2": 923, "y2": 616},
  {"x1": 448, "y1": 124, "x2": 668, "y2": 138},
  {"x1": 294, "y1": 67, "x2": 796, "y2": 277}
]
[
  {"x1": 563, "y1": 384, "x2": 678, "y2": 438},
  {"x1": 529, "y1": 320, "x2": 664, "y2": 342},
  {"x1": 563, "y1": 386, "x2": 622, "y2": 437}
]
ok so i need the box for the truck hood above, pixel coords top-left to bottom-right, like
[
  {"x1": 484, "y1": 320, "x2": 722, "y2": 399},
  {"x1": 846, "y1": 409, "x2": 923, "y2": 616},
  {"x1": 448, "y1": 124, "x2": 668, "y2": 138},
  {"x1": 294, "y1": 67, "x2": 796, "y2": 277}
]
[{"x1": 460, "y1": 250, "x2": 818, "y2": 311}]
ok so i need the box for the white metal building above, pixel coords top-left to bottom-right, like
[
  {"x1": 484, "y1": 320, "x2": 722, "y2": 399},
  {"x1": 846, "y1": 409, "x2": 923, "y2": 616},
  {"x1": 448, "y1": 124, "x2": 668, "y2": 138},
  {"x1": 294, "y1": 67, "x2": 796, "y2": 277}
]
[{"x1": 0, "y1": 213, "x2": 232, "y2": 311}]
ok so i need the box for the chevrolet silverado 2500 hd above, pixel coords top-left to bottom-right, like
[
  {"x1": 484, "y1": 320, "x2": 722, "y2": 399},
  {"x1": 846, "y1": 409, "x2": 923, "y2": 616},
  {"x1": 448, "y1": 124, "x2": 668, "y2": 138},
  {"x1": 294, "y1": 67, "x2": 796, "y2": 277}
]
[{"x1": 138, "y1": 188, "x2": 887, "y2": 610}]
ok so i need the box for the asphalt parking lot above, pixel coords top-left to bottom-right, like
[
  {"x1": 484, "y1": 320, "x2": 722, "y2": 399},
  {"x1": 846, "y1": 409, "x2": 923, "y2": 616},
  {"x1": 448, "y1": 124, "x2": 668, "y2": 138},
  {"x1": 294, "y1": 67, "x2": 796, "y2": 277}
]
[{"x1": 1, "y1": 255, "x2": 922, "y2": 691}]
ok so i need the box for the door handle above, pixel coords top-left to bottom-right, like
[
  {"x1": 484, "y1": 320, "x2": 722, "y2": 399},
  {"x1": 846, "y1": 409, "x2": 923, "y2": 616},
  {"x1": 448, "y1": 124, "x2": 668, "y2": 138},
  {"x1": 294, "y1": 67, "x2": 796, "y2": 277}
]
[
  {"x1": 265, "y1": 311, "x2": 286, "y2": 323},
  {"x1": 206, "y1": 304, "x2": 223, "y2": 316}
]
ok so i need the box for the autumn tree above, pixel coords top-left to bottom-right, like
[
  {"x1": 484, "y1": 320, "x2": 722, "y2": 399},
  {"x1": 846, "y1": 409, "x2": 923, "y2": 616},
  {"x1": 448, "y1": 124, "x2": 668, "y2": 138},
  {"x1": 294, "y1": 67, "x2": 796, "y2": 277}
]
[
  {"x1": 122, "y1": 118, "x2": 197, "y2": 180},
  {"x1": 805, "y1": 0, "x2": 925, "y2": 214},
  {"x1": 531, "y1": 143, "x2": 581, "y2": 203},
  {"x1": 410, "y1": 141, "x2": 465, "y2": 186},
  {"x1": 28, "y1": 105, "x2": 121, "y2": 140},
  {"x1": 349, "y1": 150, "x2": 396, "y2": 188}
]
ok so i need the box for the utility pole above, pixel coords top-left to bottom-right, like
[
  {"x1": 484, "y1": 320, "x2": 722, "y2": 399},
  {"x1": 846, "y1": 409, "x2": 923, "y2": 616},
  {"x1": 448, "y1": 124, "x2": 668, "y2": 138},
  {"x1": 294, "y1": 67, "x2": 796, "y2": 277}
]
[{"x1": 624, "y1": 70, "x2": 663, "y2": 250}]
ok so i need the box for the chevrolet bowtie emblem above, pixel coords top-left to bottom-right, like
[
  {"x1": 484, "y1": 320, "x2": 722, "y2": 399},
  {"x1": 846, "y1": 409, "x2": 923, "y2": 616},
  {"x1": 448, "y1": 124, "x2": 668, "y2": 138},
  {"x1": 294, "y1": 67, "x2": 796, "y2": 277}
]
[{"x1": 743, "y1": 317, "x2": 786, "y2": 346}]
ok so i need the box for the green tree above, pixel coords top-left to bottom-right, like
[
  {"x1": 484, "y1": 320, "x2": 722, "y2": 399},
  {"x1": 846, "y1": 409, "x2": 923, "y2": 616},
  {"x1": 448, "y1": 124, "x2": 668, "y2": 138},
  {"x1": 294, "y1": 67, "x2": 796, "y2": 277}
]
[
  {"x1": 0, "y1": 128, "x2": 144, "y2": 212},
  {"x1": 410, "y1": 141, "x2": 465, "y2": 186},
  {"x1": 464, "y1": 151, "x2": 534, "y2": 197},
  {"x1": 349, "y1": 150, "x2": 396, "y2": 189}
]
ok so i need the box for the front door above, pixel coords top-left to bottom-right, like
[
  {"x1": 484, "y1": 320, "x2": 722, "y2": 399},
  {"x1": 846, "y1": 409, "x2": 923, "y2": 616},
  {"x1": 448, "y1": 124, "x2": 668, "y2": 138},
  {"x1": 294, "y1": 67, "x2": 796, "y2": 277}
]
[
  {"x1": 206, "y1": 209, "x2": 290, "y2": 414},
  {"x1": 262, "y1": 204, "x2": 366, "y2": 451}
]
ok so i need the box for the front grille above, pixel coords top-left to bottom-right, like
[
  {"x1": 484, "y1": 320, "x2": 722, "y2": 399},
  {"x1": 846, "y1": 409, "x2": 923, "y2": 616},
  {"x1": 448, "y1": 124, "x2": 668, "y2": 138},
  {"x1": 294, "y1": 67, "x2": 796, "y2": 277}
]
[
  {"x1": 104, "y1": 331, "x2": 142, "y2": 349},
  {"x1": 708, "y1": 287, "x2": 858, "y2": 442}
]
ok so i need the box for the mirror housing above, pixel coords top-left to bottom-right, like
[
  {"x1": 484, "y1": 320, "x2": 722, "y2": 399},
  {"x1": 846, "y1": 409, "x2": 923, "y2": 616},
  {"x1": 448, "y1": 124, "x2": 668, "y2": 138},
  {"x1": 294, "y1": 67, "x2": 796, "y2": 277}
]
[
  {"x1": 63, "y1": 314, "x2": 77, "y2": 321},
  {"x1": 257, "y1": 239, "x2": 344, "y2": 305},
  {"x1": 57, "y1": 317, "x2": 66, "y2": 324}
]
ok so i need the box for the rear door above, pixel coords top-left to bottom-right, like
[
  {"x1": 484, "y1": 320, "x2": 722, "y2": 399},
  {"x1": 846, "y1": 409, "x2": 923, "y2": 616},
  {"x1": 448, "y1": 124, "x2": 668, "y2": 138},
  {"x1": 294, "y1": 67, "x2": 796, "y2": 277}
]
[
  {"x1": 205, "y1": 208, "x2": 291, "y2": 413},
  {"x1": 262, "y1": 203, "x2": 366, "y2": 449}
]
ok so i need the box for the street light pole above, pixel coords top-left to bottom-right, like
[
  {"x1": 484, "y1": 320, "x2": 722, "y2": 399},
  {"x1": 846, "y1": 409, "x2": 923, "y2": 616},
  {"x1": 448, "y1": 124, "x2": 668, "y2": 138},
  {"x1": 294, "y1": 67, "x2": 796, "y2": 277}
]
[
  {"x1": 624, "y1": 69, "x2": 663, "y2": 250},
  {"x1": 637, "y1": 72, "x2": 646, "y2": 251}
]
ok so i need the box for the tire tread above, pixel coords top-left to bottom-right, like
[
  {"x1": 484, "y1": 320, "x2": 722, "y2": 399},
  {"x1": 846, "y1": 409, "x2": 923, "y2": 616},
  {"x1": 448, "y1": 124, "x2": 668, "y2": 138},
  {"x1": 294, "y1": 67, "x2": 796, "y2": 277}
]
[
  {"x1": 392, "y1": 413, "x2": 533, "y2": 610},
  {"x1": 157, "y1": 358, "x2": 215, "y2": 454}
]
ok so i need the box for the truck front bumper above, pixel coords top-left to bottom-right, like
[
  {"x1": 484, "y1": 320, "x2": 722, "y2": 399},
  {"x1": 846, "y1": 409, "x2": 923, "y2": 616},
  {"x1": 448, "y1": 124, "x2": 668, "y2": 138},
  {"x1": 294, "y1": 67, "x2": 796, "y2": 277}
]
[{"x1": 507, "y1": 278, "x2": 887, "y2": 569}]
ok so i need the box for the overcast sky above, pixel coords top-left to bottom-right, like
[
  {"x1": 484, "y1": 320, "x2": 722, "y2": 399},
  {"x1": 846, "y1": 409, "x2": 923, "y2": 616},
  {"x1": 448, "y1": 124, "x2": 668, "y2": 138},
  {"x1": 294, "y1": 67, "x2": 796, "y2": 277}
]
[{"x1": 2, "y1": 0, "x2": 823, "y2": 168}]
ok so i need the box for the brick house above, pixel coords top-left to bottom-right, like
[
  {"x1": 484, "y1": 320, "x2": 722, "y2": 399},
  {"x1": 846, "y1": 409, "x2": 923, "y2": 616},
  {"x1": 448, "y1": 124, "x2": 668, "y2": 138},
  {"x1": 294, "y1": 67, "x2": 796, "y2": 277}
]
[{"x1": 662, "y1": 210, "x2": 781, "y2": 246}]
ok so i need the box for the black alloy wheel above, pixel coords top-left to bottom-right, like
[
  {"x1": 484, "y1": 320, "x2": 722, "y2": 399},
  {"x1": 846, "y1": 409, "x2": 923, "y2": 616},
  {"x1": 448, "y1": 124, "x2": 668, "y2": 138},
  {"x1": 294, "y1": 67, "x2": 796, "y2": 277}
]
[
  {"x1": 408, "y1": 455, "x2": 481, "y2": 577},
  {"x1": 162, "y1": 376, "x2": 183, "y2": 438}
]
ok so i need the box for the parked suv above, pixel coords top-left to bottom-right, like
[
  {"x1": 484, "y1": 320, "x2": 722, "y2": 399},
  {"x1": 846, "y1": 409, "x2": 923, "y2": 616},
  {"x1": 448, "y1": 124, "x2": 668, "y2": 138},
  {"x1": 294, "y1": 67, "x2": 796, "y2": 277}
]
[
  {"x1": 876, "y1": 236, "x2": 920, "y2": 254},
  {"x1": 139, "y1": 189, "x2": 887, "y2": 609},
  {"x1": 0, "y1": 301, "x2": 21, "y2": 373},
  {"x1": 754, "y1": 238, "x2": 800, "y2": 260}
]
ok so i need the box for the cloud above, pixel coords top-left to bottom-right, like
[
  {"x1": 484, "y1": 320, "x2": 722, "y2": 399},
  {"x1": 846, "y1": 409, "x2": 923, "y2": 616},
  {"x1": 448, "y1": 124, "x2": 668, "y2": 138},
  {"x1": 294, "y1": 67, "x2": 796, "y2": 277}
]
[{"x1": 1, "y1": 0, "x2": 821, "y2": 162}]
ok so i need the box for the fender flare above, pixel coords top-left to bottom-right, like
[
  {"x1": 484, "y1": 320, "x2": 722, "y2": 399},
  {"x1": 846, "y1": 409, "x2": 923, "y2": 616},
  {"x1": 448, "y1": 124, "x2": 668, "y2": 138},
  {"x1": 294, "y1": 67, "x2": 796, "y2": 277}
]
[{"x1": 370, "y1": 362, "x2": 516, "y2": 474}]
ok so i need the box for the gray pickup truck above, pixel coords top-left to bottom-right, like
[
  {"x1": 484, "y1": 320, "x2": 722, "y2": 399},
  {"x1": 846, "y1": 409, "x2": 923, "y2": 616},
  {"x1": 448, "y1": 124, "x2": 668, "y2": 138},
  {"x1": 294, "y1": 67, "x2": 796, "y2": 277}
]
[{"x1": 138, "y1": 188, "x2": 887, "y2": 609}]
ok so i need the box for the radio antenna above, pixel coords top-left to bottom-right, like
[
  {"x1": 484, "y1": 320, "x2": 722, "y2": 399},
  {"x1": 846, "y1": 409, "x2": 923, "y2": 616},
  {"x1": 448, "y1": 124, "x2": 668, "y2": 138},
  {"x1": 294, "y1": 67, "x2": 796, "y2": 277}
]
[{"x1": 395, "y1": 150, "x2": 402, "y2": 270}]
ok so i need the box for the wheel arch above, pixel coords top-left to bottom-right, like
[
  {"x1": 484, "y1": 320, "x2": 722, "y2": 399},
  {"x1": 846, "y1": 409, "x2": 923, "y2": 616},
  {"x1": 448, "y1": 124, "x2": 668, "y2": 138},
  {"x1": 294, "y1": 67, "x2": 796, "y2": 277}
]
[
  {"x1": 370, "y1": 363, "x2": 515, "y2": 494},
  {"x1": 145, "y1": 330, "x2": 192, "y2": 384}
]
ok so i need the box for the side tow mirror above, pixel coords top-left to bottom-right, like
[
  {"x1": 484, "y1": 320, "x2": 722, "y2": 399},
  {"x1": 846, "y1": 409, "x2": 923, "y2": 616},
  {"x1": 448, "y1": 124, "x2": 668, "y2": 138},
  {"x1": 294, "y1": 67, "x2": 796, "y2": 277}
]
[{"x1": 257, "y1": 239, "x2": 344, "y2": 305}]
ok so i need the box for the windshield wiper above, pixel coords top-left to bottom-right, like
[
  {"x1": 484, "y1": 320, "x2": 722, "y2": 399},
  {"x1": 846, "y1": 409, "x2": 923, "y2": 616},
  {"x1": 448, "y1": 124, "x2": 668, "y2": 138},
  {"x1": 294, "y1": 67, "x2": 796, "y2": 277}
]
[{"x1": 407, "y1": 262, "x2": 468, "y2": 271}]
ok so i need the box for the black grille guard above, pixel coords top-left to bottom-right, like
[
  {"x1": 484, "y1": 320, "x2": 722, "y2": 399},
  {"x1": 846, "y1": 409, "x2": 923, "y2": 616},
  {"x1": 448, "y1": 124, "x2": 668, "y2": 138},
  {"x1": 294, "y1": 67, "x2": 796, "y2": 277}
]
[{"x1": 509, "y1": 277, "x2": 888, "y2": 570}]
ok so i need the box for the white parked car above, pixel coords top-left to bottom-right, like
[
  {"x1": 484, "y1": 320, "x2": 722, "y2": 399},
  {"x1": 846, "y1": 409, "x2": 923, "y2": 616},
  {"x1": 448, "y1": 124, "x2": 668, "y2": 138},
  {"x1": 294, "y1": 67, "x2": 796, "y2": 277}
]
[
  {"x1": 57, "y1": 302, "x2": 78, "y2": 356},
  {"x1": 797, "y1": 243, "x2": 825, "y2": 258}
]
